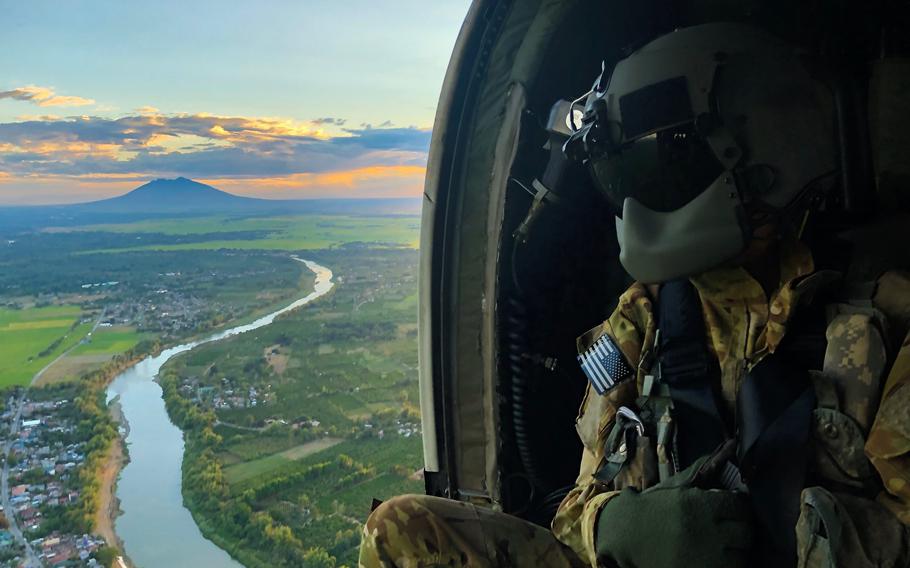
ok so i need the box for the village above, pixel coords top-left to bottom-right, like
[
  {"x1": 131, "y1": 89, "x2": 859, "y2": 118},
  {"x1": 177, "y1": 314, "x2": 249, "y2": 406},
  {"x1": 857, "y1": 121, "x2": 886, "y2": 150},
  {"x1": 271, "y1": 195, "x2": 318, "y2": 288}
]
[
  {"x1": 0, "y1": 393, "x2": 111, "y2": 567},
  {"x1": 98, "y1": 288, "x2": 222, "y2": 339}
]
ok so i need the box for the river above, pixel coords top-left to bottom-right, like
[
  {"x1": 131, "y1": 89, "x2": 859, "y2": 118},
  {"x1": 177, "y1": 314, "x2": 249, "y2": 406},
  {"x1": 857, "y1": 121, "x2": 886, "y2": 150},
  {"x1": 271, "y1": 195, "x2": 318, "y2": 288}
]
[{"x1": 105, "y1": 258, "x2": 334, "y2": 568}]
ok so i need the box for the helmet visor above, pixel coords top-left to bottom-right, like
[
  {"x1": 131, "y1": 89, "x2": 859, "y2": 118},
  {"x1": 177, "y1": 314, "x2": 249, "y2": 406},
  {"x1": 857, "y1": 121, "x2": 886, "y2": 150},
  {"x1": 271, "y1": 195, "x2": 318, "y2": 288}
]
[{"x1": 589, "y1": 124, "x2": 724, "y2": 213}]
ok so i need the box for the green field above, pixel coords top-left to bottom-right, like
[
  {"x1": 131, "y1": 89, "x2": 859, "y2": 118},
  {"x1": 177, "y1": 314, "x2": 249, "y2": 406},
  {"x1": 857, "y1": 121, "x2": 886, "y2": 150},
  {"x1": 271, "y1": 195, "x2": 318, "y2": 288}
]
[
  {"x1": 223, "y1": 437, "x2": 343, "y2": 485},
  {"x1": 70, "y1": 326, "x2": 146, "y2": 356},
  {"x1": 0, "y1": 306, "x2": 91, "y2": 387},
  {"x1": 59, "y1": 215, "x2": 421, "y2": 253}
]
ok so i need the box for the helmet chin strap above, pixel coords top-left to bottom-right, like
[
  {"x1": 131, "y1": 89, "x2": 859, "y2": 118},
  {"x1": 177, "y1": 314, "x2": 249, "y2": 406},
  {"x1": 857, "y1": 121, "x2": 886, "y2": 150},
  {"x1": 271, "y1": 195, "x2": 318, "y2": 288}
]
[{"x1": 615, "y1": 173, "x2": 748, "y2": 284}]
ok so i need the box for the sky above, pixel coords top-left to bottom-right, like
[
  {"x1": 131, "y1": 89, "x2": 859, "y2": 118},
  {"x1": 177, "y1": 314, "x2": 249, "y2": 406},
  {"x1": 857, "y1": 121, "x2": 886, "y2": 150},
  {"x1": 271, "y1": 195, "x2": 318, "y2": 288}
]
[{"x1": 0, "y1": 0, "x2": 471, "y2": 205}]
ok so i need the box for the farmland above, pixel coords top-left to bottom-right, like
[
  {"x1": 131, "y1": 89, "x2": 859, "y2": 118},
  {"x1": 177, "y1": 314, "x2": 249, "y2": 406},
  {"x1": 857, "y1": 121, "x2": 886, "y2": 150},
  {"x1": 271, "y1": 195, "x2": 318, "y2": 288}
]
[
  {"x1": 30, "y1": 327, "x2": 152, "y2": 385},
  {"x1": 71, "y1": 326, "x2": 147, "y2": 356},
  {"x1": 51, "y1": 214, "x2": 421, "y2": 253},
  {"x1": 160, "y1": 247, "x2": 423, "y2": 567},
  {"x1": 222, "y1": 438, "x2": 343, "y2": 485},
  {"x1": 0, "y1": 306, "x2": 92, "y2": 387}
]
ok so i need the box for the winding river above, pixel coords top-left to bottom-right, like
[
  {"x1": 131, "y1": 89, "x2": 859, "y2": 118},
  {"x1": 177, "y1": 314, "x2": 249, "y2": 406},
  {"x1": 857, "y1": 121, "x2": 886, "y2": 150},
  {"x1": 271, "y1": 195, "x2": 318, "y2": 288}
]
[{"x1": 105, "y1": 258, "x2": 334, "y2": 567}]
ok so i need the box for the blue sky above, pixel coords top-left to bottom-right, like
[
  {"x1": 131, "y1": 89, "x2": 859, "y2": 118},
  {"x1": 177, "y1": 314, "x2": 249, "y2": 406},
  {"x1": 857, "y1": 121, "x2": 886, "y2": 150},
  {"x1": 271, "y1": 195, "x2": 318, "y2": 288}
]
[{"x1": 0, "y1": 1, "x2": 470, "y2": 204}]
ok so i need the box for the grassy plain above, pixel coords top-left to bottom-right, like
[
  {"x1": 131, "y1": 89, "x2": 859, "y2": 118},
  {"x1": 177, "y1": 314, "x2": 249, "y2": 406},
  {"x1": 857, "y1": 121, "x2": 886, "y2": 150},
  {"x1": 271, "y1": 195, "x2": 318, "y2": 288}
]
[
  {"x1": 58, "y1": 215, "x2": 421, "y2": 253},
  {"x1": 0, "y1": 305, "x2": 92, "y2": 387}
]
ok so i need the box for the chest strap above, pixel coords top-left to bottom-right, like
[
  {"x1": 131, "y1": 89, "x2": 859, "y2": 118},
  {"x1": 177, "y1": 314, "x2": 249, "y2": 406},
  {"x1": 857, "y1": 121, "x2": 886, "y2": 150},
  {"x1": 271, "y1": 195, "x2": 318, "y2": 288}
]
[{"x1": 656, "y1": 279, "x2": 728, "y2": 470}]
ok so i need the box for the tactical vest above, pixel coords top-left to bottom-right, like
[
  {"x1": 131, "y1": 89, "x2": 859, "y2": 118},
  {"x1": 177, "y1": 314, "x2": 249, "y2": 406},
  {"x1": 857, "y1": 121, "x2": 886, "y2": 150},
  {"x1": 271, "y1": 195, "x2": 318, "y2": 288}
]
[{"x1": 588, "y1": 277, "x2": 890, "y2": 566}]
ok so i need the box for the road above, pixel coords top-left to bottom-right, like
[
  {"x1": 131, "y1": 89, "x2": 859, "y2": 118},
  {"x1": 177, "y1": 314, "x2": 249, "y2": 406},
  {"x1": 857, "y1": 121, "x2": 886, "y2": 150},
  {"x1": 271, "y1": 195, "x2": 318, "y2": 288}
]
[
  {"x1": 1, "y1": 390, "x2": 42, "y2": 567},
  {"x1": 30, "y1": 309, "x2": 106, "y2": 387},
  {"x1": 0, "y1": 311, "x2": 106, "y2": 566}
]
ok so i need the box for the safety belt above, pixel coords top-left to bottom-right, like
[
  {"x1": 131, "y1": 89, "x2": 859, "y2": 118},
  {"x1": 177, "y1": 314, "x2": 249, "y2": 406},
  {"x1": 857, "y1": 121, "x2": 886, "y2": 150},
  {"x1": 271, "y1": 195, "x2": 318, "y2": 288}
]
[
  {"x1": 658, "y1": 279, "x2": 824, "y2": 566},
  {"x1": 657, "y1": 279, "x2": 728, "y2": 470},
  {"x1": 737, "y1": 306, "x2": 823, "y2": 566}
]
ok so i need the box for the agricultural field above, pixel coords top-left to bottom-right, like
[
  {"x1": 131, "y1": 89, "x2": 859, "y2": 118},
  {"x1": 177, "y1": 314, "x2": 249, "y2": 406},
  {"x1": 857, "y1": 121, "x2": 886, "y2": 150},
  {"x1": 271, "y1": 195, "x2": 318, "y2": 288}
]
[
  {"x1": 222, "y1": 438, "x2": 343, "y2": 485},
  {"x1": 0, "y1": 305, "x2": 92, "y2": 387},
  {"x1": 71, "y1": 326, "x2": 147, "y2": 356},
  {"x1": 33, "y1": 326, "x2": 152, "y2": 386},
  {"x1": 161, "y1": 247, "x2": 422, "y2": 567},
  {"x1": 53, "y1": 214, "x2": 421, "y2": 253}
]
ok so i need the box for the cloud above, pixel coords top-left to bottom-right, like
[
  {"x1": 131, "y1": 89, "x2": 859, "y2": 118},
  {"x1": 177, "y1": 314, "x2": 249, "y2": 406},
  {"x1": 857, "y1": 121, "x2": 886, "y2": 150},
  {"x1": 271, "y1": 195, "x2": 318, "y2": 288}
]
[
  {"x1": 198, "y1": 165, "x2": 426, "y2": 199},
  {"x1": 311, "y1": 117, "x2": 346, "y2": 126},
  {"x1": 0, "y1": 111, "x2": 431, "y2": 202},
  {"x1": 0, "y1": 85, "x2": 95, "y2": 107},
  {"x1": 337, "y1": 127, "x2": 430, "y2": 152}
]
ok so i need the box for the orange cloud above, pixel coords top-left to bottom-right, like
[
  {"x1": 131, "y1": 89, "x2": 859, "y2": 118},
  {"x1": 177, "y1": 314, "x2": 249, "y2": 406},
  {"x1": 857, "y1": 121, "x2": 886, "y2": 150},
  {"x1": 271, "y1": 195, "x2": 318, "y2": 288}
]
[
  {"x1": 224, "y1": 165, "x2": 424, "y2": 187},
  {"x1": 15, "y1": 114, "x2": 62, "y2": 121},
  {"x1": 4, "y1": 139, "x2": 124, "y2": 160},
  {"x1": 0, "y1": 85, "x2": 94, "y2": 107},
  {"x1": 198, "y1": 165, "x2": 426, "y2": 198},
  {"x1": 196, "y1": 114, "x2": 332, "y2": 142}
]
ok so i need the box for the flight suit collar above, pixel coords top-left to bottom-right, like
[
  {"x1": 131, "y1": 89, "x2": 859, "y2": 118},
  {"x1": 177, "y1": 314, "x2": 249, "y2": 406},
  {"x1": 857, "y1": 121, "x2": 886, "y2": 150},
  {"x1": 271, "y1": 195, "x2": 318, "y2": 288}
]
[{"x1": 688, "y1": 239, "x2": 818, "y2": 359}]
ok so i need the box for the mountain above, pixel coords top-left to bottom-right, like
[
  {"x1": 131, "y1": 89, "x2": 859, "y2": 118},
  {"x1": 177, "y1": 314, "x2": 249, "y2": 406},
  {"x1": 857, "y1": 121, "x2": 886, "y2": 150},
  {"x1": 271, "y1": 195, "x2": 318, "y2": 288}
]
[
  {"x1": 90, "y1": 177, "x2": 257, "y2": 212},
  {"x1": 77, "y1": 177, "x2": 421, "y2": 215},
  {"x1": 79, "y1": 177, "x2": 260, "y2": 213},
  {"x1": 0, "y1": 178, "x2": 422, "y2": 231}
]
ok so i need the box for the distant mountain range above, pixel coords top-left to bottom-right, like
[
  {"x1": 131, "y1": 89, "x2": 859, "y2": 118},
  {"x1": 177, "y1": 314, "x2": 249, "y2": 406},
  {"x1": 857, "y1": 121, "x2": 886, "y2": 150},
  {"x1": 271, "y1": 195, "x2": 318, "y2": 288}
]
[{"x1": 0, "y1": 177, "x2": 422, "y2": 231}]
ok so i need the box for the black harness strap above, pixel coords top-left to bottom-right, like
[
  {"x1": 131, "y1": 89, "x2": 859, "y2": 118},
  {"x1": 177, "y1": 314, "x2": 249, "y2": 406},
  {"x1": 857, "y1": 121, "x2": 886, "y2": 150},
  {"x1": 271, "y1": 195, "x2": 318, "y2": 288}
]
[
  {"x1": 657, "y1": 279, "x2": 727, "y2": 470},
  {"x1": 737, "y1": 309, "x2": 824, "y2": 566},
  {"x1": 655, "y1": 279, "x2": 826, "y2": 566}
]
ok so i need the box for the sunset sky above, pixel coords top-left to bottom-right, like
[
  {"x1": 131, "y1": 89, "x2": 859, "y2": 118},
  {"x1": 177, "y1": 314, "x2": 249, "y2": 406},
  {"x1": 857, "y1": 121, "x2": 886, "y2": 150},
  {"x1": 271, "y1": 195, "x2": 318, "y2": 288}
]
[{"x1": 0, "y1": 1, "x2": 470, "y2": 205}]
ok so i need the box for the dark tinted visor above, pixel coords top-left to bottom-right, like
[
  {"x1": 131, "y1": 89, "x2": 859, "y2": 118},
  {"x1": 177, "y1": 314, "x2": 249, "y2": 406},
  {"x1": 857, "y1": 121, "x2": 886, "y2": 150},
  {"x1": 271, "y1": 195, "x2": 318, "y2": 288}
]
[{"x1": 589, "y1": 123, "x2": 724, "y2": 213}]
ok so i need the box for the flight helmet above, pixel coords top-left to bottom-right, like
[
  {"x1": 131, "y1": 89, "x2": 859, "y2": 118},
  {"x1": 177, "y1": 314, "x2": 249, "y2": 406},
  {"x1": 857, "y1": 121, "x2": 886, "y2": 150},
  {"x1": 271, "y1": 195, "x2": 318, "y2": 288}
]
[{"x1": 565, "y1": 23, "x2": 837, "y2": 283}]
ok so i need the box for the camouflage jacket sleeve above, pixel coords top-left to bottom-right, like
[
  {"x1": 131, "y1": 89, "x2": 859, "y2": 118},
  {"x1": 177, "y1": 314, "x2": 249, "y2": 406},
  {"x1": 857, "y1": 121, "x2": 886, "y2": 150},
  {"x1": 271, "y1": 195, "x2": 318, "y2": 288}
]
[
  {"x1": 796, "y1": 299, "x2": 910, "y2": 566},
  {"x1": 794, "y1": 272, "x2": 910, "y2": 567},
  {"x1": 866, "y1": 272, "x2": 910, "y2": 525},
  {"x1": 551, "y1": 284, "x2": 654, "y2": 566}
]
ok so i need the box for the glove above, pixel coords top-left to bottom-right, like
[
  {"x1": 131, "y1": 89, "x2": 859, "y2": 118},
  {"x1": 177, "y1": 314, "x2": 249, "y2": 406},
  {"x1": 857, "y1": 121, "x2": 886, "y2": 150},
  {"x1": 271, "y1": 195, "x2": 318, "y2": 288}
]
[{"x1": 596, "y1": 456, "x2": 753, "y2": 568}]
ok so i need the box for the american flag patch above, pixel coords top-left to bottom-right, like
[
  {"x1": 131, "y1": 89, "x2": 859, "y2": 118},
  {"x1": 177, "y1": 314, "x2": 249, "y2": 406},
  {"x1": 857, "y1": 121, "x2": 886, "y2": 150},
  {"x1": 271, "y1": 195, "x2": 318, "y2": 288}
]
[{"x1": 577, "y1": 335, "x2": 633, "y2": 395}]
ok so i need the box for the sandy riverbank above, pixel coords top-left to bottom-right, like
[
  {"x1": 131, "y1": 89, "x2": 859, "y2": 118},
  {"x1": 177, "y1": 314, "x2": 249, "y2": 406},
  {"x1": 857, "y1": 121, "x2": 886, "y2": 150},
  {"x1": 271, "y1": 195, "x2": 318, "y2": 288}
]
[{"x1": 94, "y1": 398, "x2": 133, "y2": 566}]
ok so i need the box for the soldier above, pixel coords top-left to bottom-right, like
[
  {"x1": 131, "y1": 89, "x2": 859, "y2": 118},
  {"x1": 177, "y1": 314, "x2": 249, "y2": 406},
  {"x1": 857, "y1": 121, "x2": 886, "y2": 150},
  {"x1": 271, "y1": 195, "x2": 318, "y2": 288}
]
[{"x1": 359, "y1": 23, "x2": 910, "y2": 568}]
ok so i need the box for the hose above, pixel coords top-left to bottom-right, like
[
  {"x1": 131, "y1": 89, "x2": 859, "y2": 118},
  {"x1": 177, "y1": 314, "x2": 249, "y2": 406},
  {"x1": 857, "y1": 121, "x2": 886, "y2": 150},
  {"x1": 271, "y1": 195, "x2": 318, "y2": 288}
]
[{"x1": 506, "y1": 296, "x2": 547, "y2": 492}]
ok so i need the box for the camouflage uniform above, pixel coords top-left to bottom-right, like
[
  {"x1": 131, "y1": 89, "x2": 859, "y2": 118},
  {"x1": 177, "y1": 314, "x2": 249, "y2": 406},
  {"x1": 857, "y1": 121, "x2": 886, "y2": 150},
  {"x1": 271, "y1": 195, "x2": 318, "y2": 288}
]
[
  {"x1": 359, "y1": 494, "x2": 585, "y2": 567},
  {"x1": 360, "y1": 241, "x2": 910, "y2": 567}
]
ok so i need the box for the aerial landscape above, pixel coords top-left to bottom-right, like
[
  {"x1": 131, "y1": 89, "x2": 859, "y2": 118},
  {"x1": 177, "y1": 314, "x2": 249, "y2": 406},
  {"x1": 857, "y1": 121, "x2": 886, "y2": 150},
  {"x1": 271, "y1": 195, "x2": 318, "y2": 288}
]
[
  {"x1": 0, "y1": 2, "x2": 469, "y2": 566},
  {"x1": 0, "y1": 178, "x2": 423, "y2": 567}
]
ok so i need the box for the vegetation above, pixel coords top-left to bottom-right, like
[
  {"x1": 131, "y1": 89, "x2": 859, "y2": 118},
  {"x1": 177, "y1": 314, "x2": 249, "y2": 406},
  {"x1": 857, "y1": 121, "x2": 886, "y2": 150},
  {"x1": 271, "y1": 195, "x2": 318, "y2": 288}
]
[
  {"x1": 160, "y1": 247, "x2": 423, "y2": 567},
  {"x1": 1, "y1": 212, "x2": 424, "y2": 566},
  {"x1": 57, "y1": 214, "x2": 421, "y2": 253}
]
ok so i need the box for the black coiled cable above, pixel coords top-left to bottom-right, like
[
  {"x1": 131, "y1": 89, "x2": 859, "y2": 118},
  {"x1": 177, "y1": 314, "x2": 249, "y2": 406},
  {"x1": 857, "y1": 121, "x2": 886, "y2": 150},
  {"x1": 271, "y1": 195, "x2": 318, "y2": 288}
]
[{"x1": 507, "y1": 296, "x2": 548, "y2": 493}]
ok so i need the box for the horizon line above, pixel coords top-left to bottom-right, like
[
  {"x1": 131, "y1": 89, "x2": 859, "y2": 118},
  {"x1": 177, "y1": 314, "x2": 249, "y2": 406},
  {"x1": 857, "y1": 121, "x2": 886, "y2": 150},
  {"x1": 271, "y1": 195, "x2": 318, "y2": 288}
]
[{"x1": 0, "y1": 176, "x2": 425, "y2": 208}]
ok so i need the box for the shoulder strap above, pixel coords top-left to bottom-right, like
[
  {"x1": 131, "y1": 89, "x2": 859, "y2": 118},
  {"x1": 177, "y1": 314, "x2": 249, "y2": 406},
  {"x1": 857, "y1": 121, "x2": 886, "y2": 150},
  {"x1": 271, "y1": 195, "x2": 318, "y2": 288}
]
[
  {"x1": 737, "y1": 303, "x2": 822, "y2": 566},
  {"x1": 656, "y1": 279, "x2": 728, "y2": 470}
]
